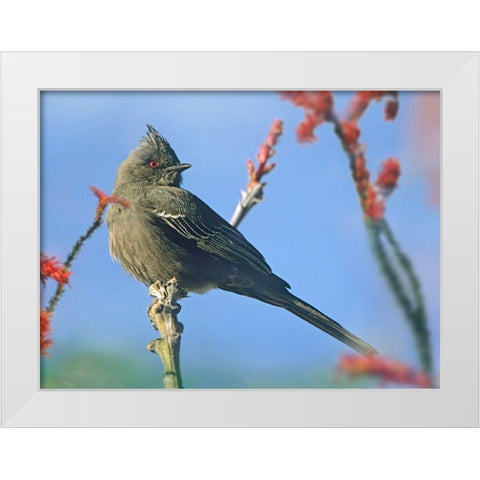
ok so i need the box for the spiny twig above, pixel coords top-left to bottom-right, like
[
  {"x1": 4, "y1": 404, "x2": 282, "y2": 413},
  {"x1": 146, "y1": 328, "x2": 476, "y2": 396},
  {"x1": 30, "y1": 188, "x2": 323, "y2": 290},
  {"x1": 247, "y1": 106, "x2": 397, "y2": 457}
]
[{"x1": 229, "y1": 119, "x2": 283, "y2": 228}]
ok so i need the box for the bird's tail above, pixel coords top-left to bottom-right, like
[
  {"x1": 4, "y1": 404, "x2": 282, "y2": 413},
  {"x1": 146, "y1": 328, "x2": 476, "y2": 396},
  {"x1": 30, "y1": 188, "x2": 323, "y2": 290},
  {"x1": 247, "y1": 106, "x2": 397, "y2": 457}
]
[
  {"x1": 280, "y1": 291, "x2": 378, "y2": 357},
  {"x1": 227, "y1": 281, "x2": 378, "y2": 357}
]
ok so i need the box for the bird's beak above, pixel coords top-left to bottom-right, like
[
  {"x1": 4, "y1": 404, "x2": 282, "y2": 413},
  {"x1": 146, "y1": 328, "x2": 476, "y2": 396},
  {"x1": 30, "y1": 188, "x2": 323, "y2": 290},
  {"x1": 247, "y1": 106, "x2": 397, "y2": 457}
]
[{"x1": 165, "y1": 163, "x2": 192, "y2": 172}]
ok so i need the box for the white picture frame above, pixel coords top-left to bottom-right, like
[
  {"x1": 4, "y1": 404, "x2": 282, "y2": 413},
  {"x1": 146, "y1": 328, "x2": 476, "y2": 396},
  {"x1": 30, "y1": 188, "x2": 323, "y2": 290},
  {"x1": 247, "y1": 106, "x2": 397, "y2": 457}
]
[{"x1": 1, "y1": 52, "x2": 478, "y2": 427}]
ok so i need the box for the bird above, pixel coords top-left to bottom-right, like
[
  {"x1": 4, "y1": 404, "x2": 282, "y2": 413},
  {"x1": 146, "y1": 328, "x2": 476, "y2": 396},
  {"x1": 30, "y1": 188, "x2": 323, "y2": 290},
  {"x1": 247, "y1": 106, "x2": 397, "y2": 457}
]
[{"x1": 106, "y1": 125, "x2": 377, "y2": 357}]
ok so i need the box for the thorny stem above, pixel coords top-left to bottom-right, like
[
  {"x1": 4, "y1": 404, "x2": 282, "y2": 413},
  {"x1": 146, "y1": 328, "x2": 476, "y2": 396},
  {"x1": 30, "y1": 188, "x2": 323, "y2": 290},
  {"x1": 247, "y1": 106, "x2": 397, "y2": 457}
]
[
  {"x1": 45, "y1": 217, "x2": 103, "y2": 314},
  {"x1": 330, "y1": 111, "x2": 432, "y2": 375},
  {"x1": 147, "y1": 279, "x2": 187, "y2": 389},
  {"x1": 376, "y1": 219, "x2": 431, "y2": 372}
]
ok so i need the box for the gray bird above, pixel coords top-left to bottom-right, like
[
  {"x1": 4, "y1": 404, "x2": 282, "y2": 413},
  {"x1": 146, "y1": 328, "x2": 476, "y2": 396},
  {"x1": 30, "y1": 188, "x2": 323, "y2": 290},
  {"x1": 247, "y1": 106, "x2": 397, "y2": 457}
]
[{"x1": 106, "y1": 125, "x2": 377, "y2": 357}]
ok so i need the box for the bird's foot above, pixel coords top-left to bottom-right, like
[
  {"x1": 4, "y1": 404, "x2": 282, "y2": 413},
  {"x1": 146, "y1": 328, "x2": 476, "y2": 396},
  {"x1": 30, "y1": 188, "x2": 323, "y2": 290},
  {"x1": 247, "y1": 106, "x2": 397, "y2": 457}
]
[{"x1": 149, "y1": 278, "x2": 188, "y2": 306}]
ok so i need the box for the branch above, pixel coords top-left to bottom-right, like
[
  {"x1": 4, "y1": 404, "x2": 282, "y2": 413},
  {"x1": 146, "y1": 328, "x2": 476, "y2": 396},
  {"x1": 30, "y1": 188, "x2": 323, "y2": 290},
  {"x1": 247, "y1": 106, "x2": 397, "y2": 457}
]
[
  {"x1": 147, "y1": 278, "x2": 187, "y2": 389},
  {"x1": 45, "y1": 216, "x2": 102, "y2": 314},
  {"x1": 374, "y1": 219, "x2": 432, "y2": 372},
  {"x1": 229, "y1": 119, "x2": 283, "y2": 228},
  {"x1": 330, "y1": 111, "x2": 432, "y2": 374},
  {"x1": 45, "y1": 186, "x2": 129, "y2": 315},
  {"x1": 229, "y1": 182, "x2": 264, "y2": 228}
]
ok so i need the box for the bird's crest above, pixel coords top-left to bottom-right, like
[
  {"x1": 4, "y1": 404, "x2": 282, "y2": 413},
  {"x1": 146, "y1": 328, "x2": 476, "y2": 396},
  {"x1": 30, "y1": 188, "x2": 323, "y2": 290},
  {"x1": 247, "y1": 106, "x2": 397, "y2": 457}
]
[{"x1": 141, "y1": 124, "x2": 179, "y2": 162}]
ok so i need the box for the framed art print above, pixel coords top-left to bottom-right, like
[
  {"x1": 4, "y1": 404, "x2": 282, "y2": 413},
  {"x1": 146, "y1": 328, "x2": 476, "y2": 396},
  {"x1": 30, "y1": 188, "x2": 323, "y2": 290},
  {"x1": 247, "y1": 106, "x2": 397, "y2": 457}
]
[{"x1": 1, "y1": 52, "x2": 478, "y2": 426}]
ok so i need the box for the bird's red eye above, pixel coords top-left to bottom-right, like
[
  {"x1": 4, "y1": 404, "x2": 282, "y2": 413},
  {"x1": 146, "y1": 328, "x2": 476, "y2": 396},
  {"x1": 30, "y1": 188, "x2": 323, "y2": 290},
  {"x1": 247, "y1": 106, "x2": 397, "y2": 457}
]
[{"x1": 149, "y1": 160, "x2": 159, "y2": 168}]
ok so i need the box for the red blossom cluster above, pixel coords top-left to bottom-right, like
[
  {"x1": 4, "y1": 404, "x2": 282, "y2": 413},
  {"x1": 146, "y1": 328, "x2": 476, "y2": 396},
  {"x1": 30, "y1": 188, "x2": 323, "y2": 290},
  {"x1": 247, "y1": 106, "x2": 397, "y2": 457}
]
[
  {"x1": 246, "y1": 119, "x2": 283, "y2": 191},
  {"x1": 376, "y1": 158, "x2": 401, "y2": 196},
  {"x1": 339, "y1": 94, "x2": 400, "y2": 221},
  {"x1": 352, "y1": 155, "x2": 400, "y2": 221},
  {"x1": 40, "y1": 309, "x2": 52, "y2": 355},
  {"x1": 363, "y1": 186, "x2": 385, "y2": 221},
  {"x1": 384, "y1": 97, "x2": 399, "y2": 121},
  {"x1": 348, "y1": 91, "x2": 384, "y2": 121},
  {"x1": 353, "y1": 154, "x2": 370, "y2": 191},
  {"x1": 40, "y1": 254, "x2": 71, "y2": 286},
  {"x1": 347, "y1": 91, "x2": 399, "y2": 122},
  {"x1": 338, "y1": 354, "x2": 432, "y2": 388},
  {"x1": 40, "y1": 255, "x2": 71, "y2": 355},
  {"x1": 338, "y1": 120, "x2": 388, "y2": 221},
  {"x1": 280, "y1": 90, "x2": 401, "y2": 222},
  {"x1": 279, "y1": 91, "x2": 333, "y2": 143},
  {"x1": 340, "y1": 120, "x2": 361, "y2": 151},
  {"x1": 90, "y1": 185, "x2": 130, "y2": 221}
]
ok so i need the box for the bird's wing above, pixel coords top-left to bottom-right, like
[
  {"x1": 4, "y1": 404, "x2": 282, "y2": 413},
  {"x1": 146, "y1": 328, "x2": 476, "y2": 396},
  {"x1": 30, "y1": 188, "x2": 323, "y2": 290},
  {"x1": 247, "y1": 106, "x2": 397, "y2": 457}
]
[{"x1": 143, "y1": 187, "x2": 273, "y2": 275}]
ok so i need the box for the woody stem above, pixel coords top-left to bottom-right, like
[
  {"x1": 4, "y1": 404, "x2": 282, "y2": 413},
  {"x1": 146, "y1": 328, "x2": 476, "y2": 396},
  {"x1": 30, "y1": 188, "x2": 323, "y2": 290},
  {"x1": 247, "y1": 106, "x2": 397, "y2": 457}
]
[
  {"x1": 147, "y1": 278, "x2": 186, "y2": 389},
  {"x1": 229, "y1": 182, "x2": 264, "y2": 228}
]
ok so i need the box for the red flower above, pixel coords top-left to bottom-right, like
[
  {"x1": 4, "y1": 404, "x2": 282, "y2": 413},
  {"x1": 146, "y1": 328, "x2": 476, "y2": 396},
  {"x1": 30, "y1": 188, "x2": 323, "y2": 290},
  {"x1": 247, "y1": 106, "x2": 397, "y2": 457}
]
[
  {"x1": 278, "y1": 91, "x2": 309, "y2": 107},
  {"x1": 246, "y1": 159, "x2": 256, "y2": 185},
  {"x1": 246, "y1": 119, "x2": 283, "y2": 190},
  {"x1": 40, "y1": 256, "x2": 70, "y2": 355},
  {"x1": 280, "y1": 91, "x2": 402, "y2": 222},
  {"x1": 40, "y1": 255, "x2": 71, "y2": 286},
  {"x1": 295, "y1": 113, "x2": 320, "y2": 144},
  {"x1": 40, "y1": 309, "x2": 52, "y2": 355},
  {"x1": 376, "y1": 158, "x2": 401, "y2": 193},
  {"x1": 280, "y1": 91, "x2": 333, "y2": 143},
  {"x1": 348, "y1": 92, "x2": 370, "y2": 121},
  {"x1": 338, "y1": 354, "x2": 432, "y2": 387},
  {"x1": 384, "y1": 97, "x2": 399, "y2": 121},
  {"x1": 363, "y1": 186, "x2": 385, "y2": 221},
  {"x1": 309, "y1": 91, "x2": 334, "y2": 119},
  {"x1": 340, "y1": 121, "x2": 360, "y2": 151},
  {"x1": 347, "y1": 91, "x2": 383, "y2": 121},
  {"x1": 264, "y1": 119, "x2": 283, "y2": 147},
  {"x1": 353, "y1": 155, "x2": 370, "y2": 192},
  {"x1": 347, "y1": 91, "x2": 399, "y2": 122},
  {"x1": 90, "y1": 185, "x2": 130, "y2": 221}
]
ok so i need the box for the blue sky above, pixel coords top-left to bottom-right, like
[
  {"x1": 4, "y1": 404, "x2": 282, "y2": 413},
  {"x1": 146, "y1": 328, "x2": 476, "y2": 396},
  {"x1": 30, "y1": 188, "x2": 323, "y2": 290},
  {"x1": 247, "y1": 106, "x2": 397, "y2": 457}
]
[{"x1": 40, "y1": 91, "x2": 440, "y2": 388}]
